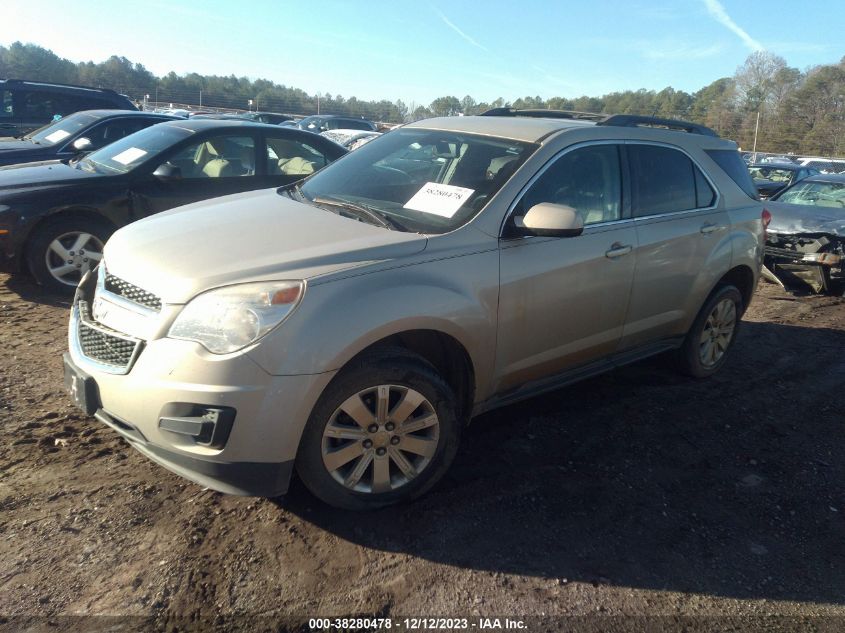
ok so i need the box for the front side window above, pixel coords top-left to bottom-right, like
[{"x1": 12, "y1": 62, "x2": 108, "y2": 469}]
[
  {"x1": 630, "y1": 145, "x2": 714, "y2": 216},
  {"x1": 514, "y1": 144, "x2": 622, "y2": 226},
  {"x1": 164, "y1": 135, "x2": 256, "y2": 179},
  {"x1": 748, "y1": 166, "x2": 794, "y2": 183},
  {"x1": 18, "y1": 91, "x2": 54, "y2": 119},
  {"x1": 298, "y1": 128, "x2": 537, "y2": 234}
]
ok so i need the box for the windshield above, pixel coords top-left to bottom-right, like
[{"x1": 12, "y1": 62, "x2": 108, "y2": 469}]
[
  {"x1": 81, "y1": 124, "x2": 192, "y2": 174},
  {"x1": 298, "y1": 128, "x2": 537, "y2": 233},
  {"x1": 27, "y1": 112, "x2": 98, "y2": 145},
  {"x1": 776, "y1": 181, "x2": 845, "y2": 207}
]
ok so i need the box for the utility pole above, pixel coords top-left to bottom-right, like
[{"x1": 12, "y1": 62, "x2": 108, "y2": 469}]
[
  {"x1": 199, "y1": 89, "x2": 203, "y2": 108},
  {"x1": 752, "y1": 110, "x2": 760, "y2": 162},
  {"x1": 317, "y1": 93, "x2": 320, "y2": 114}
]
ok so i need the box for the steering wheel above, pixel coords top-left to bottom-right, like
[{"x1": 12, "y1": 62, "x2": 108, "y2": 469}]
[{"x1": 370, "y1": 165, "x2": 412, "y2": 184}]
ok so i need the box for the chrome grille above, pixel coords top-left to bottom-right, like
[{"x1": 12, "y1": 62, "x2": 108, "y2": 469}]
[
  {"x1": 104, "y1": 273, "x2": 162, "y2": 311},
  {"x1": 76, "y1": 301, "x2": 142, "y2": 372}
]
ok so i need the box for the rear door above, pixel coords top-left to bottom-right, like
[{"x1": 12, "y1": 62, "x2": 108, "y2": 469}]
[
  {"x1": 495, "y1": 142, "x2": 638, "y2": 392},
  {"x1": 619, "y1": 142, "x2": 731, "y2": 351}
]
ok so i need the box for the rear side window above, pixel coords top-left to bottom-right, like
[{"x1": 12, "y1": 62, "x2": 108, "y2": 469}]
[
  {"x1": 706, "y1": 149, "x2": 759, "y2": 199},
  {"x1": 335, "y1": 119, "x2": 373, "y2": 131},
  {"x1": 630, "y1": 144, "x2": 713, "y2": 216}
]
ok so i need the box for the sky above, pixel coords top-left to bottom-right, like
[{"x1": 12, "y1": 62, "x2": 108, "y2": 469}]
[{"x1": 1, "y1": 0, "x2": 843, "y2": 107}]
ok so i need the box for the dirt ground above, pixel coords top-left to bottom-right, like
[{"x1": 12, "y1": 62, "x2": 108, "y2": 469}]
[{"x1": 1, "y1": 273, "x2": 844, "y2": 632}]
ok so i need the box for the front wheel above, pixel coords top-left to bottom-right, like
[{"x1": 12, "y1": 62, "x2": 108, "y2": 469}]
[
  {"x1": 677, "y1": 285, "x2": 743, "y2": 378},
  {"x1": 295, "y1": 349, "x2": 460, "y2": 510},
  {"x1": 27, "y1": 217, "x2": 112, "y2": 294}
]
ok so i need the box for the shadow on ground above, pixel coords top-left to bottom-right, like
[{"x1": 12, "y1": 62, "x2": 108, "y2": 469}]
[
  {"x1": 279, "y1": 320, "x2": 845, "y2": 605},
  {"x1": 3, "y1": 274, "x2": 72, "y2": 308}
]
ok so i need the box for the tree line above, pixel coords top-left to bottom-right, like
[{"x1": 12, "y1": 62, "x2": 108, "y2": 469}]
[{"x1": 2, "y1": 42, "x2": 843, "y2": 156}]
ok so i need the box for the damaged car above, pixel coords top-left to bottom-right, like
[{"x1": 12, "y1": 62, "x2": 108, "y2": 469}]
[{"x1": 764, "y1": 173, "x2": 845, "y2": 293}]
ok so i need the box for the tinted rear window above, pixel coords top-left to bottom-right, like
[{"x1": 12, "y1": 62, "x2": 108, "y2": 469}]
[{"x1": 706, "y1": 149, "x2": 759, "y2": 199}]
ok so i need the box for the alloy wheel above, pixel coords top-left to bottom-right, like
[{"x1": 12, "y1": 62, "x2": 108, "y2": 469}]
[
  {"x1": 698, "y1": 298, "x2": 737, "y2": 368},
  {"x1": 44, "y1": 231, "x2": 103, "y2": 287},
  {"x1": 321, "y1": 384, "x2": 440, "y2": 494}
]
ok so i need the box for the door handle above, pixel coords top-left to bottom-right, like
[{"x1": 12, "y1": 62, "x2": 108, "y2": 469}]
[
  {"x1": 700, "y1": 223, "x2": 719, "y2": 235},
  {"x1": 605, "y1": 243, "x2": 632, "y2": 259}
]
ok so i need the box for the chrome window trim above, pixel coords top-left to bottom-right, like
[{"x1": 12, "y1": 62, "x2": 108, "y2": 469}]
[{"x1": 623, "y1": 140, "x2": 721, "y2": 218}]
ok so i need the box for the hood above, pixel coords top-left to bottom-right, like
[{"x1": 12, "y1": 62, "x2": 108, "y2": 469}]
[
  {"x1": 767, "y1": 201, "x2": 845, "y2": 237},
  {"x1": 104, "y1": 188, "x2": 428, "y2": 304},
  {"x1": 0, "y1": 140, "x2": 54, "y2": 166},
  {"x1": 0, "y1": 160, "x2": 100, "y2": 191},
  {"x1": 0, "y1": 139, "x2": 39, "y2": 153}
]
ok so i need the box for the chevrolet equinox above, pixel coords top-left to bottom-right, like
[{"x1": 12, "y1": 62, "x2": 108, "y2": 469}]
[{"x1": 64, "y1": 111, "x2": 766, "y2": 510}]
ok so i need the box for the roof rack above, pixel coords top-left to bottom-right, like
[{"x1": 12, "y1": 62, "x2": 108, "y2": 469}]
[
  {"x1": 598, "y1": 114, "x2": 717, "y2": 137},
  {"x1": 480, "y1": 108, "x2": 606, "y2": 122},
  {"x1": 1, "y1": 78, "x2": 119, "y2": 95}
]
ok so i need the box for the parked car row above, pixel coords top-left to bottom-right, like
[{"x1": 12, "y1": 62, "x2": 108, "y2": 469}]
[
  {"x1": 1, "y1": 86, "x2": 833, "y2": 508},
  {"x1": 56, "y1": 109, "x2": 769, "y2": 509},
  {"x1": 0, "y1": 118, "x2": 347, "y2": 290}
]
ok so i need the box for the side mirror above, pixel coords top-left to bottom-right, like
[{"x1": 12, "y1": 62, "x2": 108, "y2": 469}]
[
  {"x1": 514, "y1": 203, "x2": 584, "y2": 237},
  {"x1": 153, "y1": 163, "x2": 182, "y2": 181},
  {"x1": 72, "y1": 137, "x2": 92, "y2": 152}
]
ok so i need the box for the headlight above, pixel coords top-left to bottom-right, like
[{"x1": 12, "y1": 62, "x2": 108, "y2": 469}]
[{"x1": 168, "y1": 281, "x2": 304, "y2": 354}]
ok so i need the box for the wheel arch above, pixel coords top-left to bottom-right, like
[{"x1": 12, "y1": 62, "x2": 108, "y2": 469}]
[
  {"x1": 335, "y1": 328, "x2": 476, "y2": 424},
  {"x1": 21, "y1": 207, "x2": 116, "y2": 274},
  {"x1": 715, "y1": 264, "x2": 756, "y2": 314}
]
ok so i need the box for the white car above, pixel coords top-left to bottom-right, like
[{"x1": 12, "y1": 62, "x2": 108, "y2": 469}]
[{"x1": 320, "y1": 129, "x2": 381, "y2": 150}]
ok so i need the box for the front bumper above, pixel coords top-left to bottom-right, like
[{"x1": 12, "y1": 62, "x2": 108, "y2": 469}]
[
  {"x1": 764, "y1": 245, "x2": 843, "y2": 293},
  {"x1": 65, "y1": 290, "x2": 336, "y2": 496}
]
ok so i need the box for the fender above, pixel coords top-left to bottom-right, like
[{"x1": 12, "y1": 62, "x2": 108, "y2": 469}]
[{"x1": 247, "y1": 248, "x2": 500, "y2": 400}]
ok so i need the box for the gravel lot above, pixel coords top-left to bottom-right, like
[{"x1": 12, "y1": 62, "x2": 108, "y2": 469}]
[{"x1": 1, "y1": 273, "x2": 843, "y2": 632}]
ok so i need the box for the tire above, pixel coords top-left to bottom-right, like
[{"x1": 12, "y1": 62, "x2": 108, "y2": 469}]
[
  {"x1": 677, "y1": 284, "x2": 743, "y2": 378},
  {"x1": 26, "y1": 216, "x2": 112, "y2": 294},
  {"x1": 295, "y1": 348, "x2": 461, "y2": 510}
]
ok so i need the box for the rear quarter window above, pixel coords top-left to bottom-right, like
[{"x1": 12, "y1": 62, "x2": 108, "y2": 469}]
[{"x1": 706, "y1": 149, "x2": 759, "y2": 200}]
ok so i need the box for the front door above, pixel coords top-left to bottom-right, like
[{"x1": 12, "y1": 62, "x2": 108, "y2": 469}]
[
  {"x1": 495, "y1": 143, "x2": 637, "y2": 393},
  {"x1": 129, "y1": 132, "x2": 262, "y2": 219}
]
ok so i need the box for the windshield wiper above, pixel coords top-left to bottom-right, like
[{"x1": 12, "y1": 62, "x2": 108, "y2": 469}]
[{"x1": 311, "y1": 196, "x2": 406, "y2": 231}]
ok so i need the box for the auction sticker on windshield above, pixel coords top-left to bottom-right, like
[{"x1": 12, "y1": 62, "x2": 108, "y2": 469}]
[
  {"x1": 112, "y1": 147, "x2": 148, "y2": 165},
  {"x1": 44, "y1": 130, "x2": 71, "y2": 144},
  {"x1": 403, "y1": 182, "x2": 474, "y2": 218}
]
